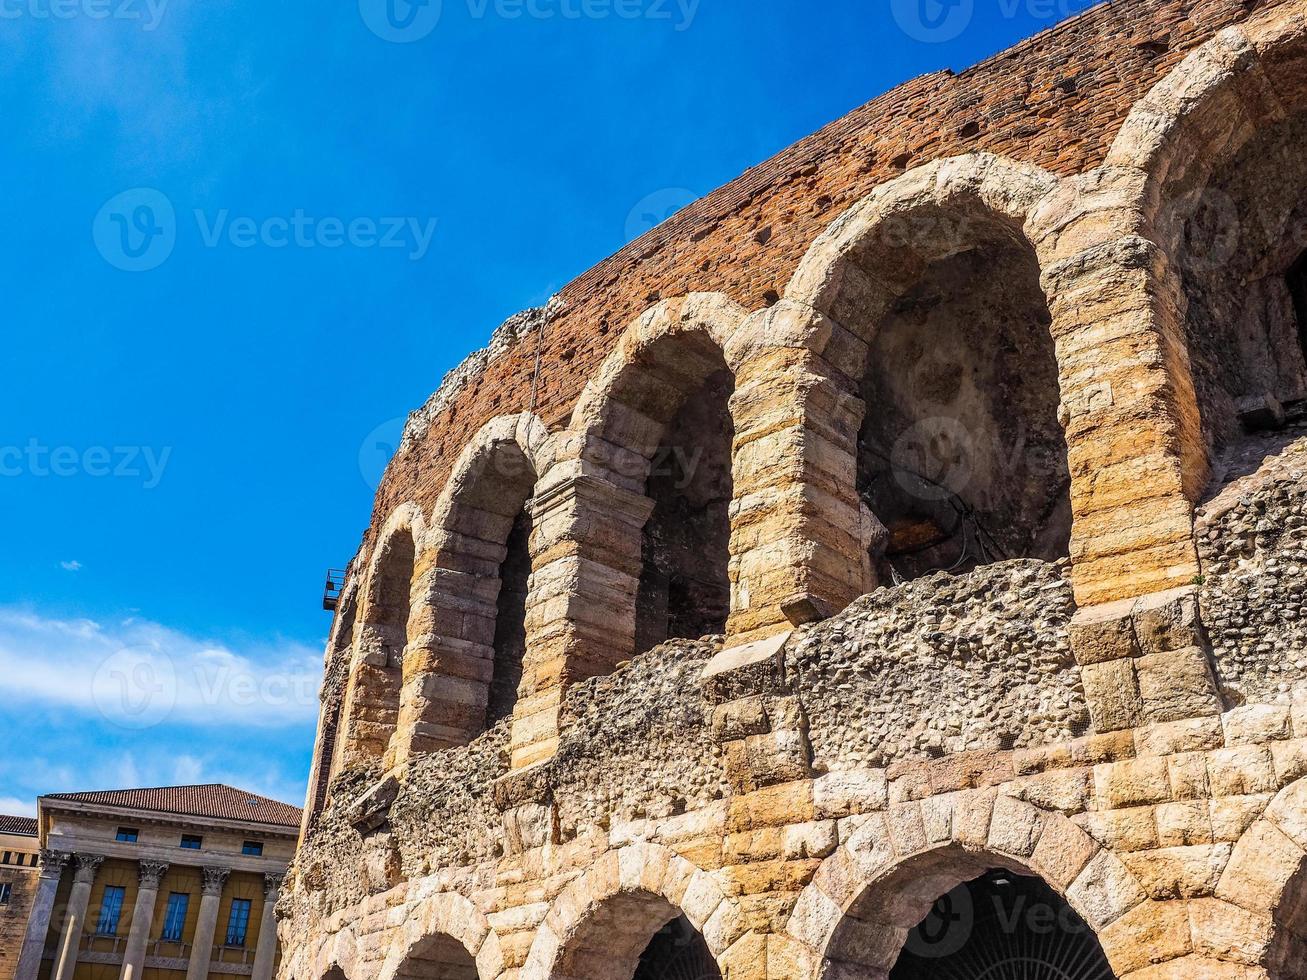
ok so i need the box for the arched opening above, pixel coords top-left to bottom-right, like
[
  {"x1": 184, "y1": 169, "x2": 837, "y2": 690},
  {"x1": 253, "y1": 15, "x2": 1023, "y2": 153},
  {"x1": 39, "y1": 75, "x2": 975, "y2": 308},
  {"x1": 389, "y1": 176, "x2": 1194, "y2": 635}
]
[
  {"x1": 552, "y1": 892, "x2": 719, "y2": 980},
  {"x1": 822, "y1": 845, "x2": 1119, "y2": 979},
  {"x1": 393, "y1": 933, "x2": 478, "y2": 980},
  {"x1": 853, "y1": 212, "x2": 1071, "y2": 583},
  {"x1": 633, "y1": 915, "x2": 721, "y2": 980},
  {"x1": 341, "y1": 526, "x2": 415, "y2": 769},
  {"x1": 1163, "y1": 108, "x2": 1307, "y2": 462},
  {"x1": 322, "y1": 969, "x2": 347, "y2": 980},
  {"x1": 889, "y1": 870, "x2": 1115, "y2": 980},
  {"x1": 487, "y1": 508, "x2": 531, "y2": 729},
  {"x1": 628, "y1": 333, "x2": 735, "y2": 654},
  {"x1": 312, "y1": 586, "x2": 357, "y2": 821},
  {"x1": 421, "y1": 433, "x2": 539, "y2": 749}
]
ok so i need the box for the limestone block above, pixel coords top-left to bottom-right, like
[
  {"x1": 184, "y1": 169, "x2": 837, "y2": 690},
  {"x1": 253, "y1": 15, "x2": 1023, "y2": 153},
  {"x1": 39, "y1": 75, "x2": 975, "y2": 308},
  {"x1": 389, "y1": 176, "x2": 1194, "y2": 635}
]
[
  {"x1": 1076, "y1": 808, "x2": 1160, "y2": 853},
  {"x1": 1136, "y1": 647, "x2": 1222, "y2": 724},
  {"x1": 1010, "y1": 768, "x2": 1093, "y2": 815},
  {"x1": 1094, "y1": 759, "x2": 1172, "y2": 809},
  {"x1": 1030, "y1": 816, "x2": 1099, "y2": 889},
  {"x1": 1132, "y1": 586, "x2": 1205, "y2": 655},
  {"x1": 711, "y1": 696, "x2": 769, "y2": 742},
  {"x1": 1223, "y1": 705, "x2": 1293, "y2": 747},
  {"x1": 1207, "y1": 747, "x2": 1278, "y2": 798},
  {"x1": 1272, "y1": 740, "x2": 1307, "y2": 786},
  {"x1": 1122, "y1": 844, "x2": 1231, "y2": 899},
  {"x1": 1070, "y1": 599, "x2": 1141, "y2": 665},
  {"x1": 1167, "y1": 753, "x2": 1211, "y2": 802},
  {"x1": 1215, "y1": 820, "x2": 1307, "y2": 913},
  {"x1": 1188, "y1": 898, "x2": 1276, "y2": 967},
  {"x1": 1067, "y1": 849, "x2": 1147, "y2": 928},
  {"x1": 1135, "y1": 717, "x2": 1225, "y2": 758},
  {"x1": 813, "y1": 770, "x2": 889, "y2": 820},
  {"x1": 1098, "y1": 899, "x2": 1192, "y2": 974},
  {"x1": 1155, "y1": 801, "x2": 1214, "y2": 848},
  {"x1": 884, "y1": 802, "x2": 926, "y2": 857},
  {"x1": 952, "y1": 789, "x2": 998, "y2": 849},
  {"x1": 1082, "y1": 659, "x2": 1144, "y2": 732},
  {"x1": 1267, "y1": 779, "x2": 1307, "y2": 851},
  {"x1": 781, "y1": 821, "x2": 838, "y2": 861},
  {"x1": 988, "y1": 795, "x2": 1043, "y2": 858},
  {"x1": 1211, "y1": 796, "x2": 1274, "y2": 844}
]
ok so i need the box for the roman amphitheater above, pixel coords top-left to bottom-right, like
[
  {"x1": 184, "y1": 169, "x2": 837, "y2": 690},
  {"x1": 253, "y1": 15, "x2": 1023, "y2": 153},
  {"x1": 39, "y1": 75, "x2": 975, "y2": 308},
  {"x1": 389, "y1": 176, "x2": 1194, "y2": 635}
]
[{"x1": 279, "y1": 0, "x2": 1307, "y2": 976}]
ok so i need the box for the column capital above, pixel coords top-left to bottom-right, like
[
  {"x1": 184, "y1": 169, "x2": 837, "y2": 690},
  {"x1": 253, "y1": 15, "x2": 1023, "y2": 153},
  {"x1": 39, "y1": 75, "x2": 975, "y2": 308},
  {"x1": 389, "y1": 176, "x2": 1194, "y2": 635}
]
[
  {"x1": 72, "y1": 853, "x2": 105, "y2": 884},
  {"x1": 38, "y1": 849, "x2": 71, "y2": 880},
  {"x1": 139, "y1": 861, "x2": 170, "y2": 886},
  {"x1": 262, "y1": 872, "x2": 285, "y2": 898},
  {"x1": 200, "y1": 866, "x2": 231, "y2": 895}
]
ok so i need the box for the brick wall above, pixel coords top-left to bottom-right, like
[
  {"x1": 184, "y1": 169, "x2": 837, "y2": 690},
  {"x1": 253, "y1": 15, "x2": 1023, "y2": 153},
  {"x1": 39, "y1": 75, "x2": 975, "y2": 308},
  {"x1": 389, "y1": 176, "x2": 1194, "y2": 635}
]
[{"x1": 360, "y1": 0, "x2": 1284, "y2": 566}]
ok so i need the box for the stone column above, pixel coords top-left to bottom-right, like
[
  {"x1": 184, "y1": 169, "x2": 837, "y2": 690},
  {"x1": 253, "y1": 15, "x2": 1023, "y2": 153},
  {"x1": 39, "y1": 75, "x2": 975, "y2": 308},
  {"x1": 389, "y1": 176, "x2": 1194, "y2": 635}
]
[
  {"x1": 727, "y1": 339, "x2": 872, "y2": 645},
  {"x1": 119, "y1": 861, "x2": 168, "y2": 980},
  {"x1": 249, "y1": 873, "x2": 283, "y2": 980},
  {"x1": 52, "y1": 853, "x2": 105, "y2": 980},
  {"x1": 511, "y1": 471, "x2": 653, "y2": 769},
  {"x1": 184, "y1": 866, "x2": 230, "y2": 980},
  {"x1": 15, "y1": 850, "x2": 70, "y2": 980}
]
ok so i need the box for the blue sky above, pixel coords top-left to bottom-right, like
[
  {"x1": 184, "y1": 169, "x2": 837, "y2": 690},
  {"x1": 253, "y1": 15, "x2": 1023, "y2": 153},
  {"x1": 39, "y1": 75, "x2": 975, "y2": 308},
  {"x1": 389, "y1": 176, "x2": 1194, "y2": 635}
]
[{"x1": 0, "y1": 0, "x2": 1101, "y2": 816}]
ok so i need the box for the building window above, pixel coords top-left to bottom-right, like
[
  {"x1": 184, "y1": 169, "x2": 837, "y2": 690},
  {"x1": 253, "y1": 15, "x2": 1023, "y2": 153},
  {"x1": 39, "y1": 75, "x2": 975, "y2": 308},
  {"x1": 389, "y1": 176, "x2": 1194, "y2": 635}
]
[
  {"x1": 179, "y1": 835, "x2": 203, "y2": 850},
  {"x1": 116, "y1": 828, "x2": 139, "y2": 843},
  {"x1": 0, "y1": 883, "x2": 12, "y2": 905},
  {"x1": 1, "y1": 851, "x2": 9, "y2": 864},
  {"x1": 161, "y1": 892, "x2": 189, "y2": 942},
  {"x1": 224, "y1": 898, "x2": 252, "y2": 947},
  {"x1": 96, "y1": 886, "x2": 126, "y2": 936},
  {"x1": 241, "y1": 841, "x2": 263, "y2": 857}
]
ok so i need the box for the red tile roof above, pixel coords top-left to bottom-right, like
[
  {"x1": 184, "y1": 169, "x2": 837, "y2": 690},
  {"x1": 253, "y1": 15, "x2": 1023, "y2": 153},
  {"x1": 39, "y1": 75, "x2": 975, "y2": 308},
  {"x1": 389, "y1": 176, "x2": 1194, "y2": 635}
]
[
  {"x1": 43, "y1": 784, "x2": 302, "y2": 828},
  {"x1": 0, "y1": 814, "x2": 37, "y2": 836}
]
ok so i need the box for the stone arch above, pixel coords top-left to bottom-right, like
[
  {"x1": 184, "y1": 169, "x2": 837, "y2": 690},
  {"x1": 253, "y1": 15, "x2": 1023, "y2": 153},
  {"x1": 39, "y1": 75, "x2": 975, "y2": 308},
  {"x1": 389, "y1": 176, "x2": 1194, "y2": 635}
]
[
  {"x1": 393, "y1": 414, "x2": 558, "y2": 766},
  {"x1": 786, "y1": 792, "x2": 1159, "y2": 979},
  {"x1": 783, "y1": 154, "x2": 1075, "y2": 588},
  {"x1": 521, "y1": 842, "x2": 740, "y2": 980},
  {"x1": 569, "y1": 293, "x2": 748, "y2": 656},
  {"x1": 338, "y1": 503, "x2": 426, "y2": 771},
  {"x1": 1104, "y1": 3, "x2": 1307, "y2": 469},
  {"x1": 1211, "y1": 776, "x2": 1307, "y2": 976},
  {"x1": 377, "y1": 891, "x2": 505, "y2": 980},
  {"x1": 304, "y1": 576, "x2": 360, "y2": 833}
]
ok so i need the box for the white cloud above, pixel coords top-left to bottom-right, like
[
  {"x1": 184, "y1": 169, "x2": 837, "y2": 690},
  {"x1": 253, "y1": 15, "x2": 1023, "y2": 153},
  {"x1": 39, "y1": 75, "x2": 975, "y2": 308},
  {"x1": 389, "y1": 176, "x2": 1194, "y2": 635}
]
[
  {"x1": 61, "y1": 560, "x2": 83, "y2": 572},
  {"x1": 0, "y1": 796, "x2": 37, "y2": 818},
  {"x1": 0, "y1": 606, "x2": 321, "y2": 731}
]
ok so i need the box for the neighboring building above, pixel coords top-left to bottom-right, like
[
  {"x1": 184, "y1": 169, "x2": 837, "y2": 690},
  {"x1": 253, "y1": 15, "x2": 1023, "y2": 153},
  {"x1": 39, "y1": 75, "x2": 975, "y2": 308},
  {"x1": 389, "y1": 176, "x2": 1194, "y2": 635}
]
[
  {"x1": 281, "y1": 1, "x2": 1307, "y2": 978},
  {"x1": 12, "y1": 785, "x2": 300, "y2": 980},
  {"x1": 0, "y1": 816, "x2": 40, "y2": 980}
]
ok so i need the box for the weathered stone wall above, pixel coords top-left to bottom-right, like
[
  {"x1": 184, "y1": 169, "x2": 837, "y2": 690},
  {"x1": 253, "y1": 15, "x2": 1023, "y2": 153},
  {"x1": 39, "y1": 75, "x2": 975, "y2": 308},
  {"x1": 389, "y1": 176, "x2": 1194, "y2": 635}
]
[
  {"x1": 0, "y1": 863, "x2": 38, "y2": 980},
  {"x1": 1200, "y1": 429, "x2": 1307, "y2": 707},
  {"x1": 792, "y1": 559, "x2": 1086, "y2": 771},
  {"x1": 282, "y1": 3, "x2": 1307, "y2": 979}
]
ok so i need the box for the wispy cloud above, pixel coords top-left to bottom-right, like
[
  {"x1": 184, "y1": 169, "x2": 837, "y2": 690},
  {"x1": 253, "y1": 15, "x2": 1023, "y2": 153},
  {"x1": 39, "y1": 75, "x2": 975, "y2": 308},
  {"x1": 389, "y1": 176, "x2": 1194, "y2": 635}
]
[
  {"x1": 60, "y1": 560, "x2": 83, "y2": 572},
  {"x1": 0, "y1": 796, "x2": 37, "y2": 818},
  {"x1": 0, "y1": 605, "x2": 321, "y2": 731}
]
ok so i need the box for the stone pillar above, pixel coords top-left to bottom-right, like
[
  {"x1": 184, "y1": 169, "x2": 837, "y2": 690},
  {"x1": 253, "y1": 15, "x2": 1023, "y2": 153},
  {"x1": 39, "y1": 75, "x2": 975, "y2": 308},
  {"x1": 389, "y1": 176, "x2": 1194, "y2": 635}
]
[
  {"x1": 249, "y1": 873, "x2": 283, "y2": 980},
  {"x1": 120, "y1": 861, "x2": 168, "y2": 980},
  {"x1": 15, "y1": 850, "x2": 70, "y2": 980},
  {"x1": 727, "y1": 340, "x2": 872, "y2": 645},
  {"x1": 511, "y1": 471, "x2": 654, "y2": 769},
  {"x1": 52, "y1": 853, "x2": 105, "y2": 980},
  {"x1": 184, "y1": 866, "x2": 230, "y2": 980}
]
